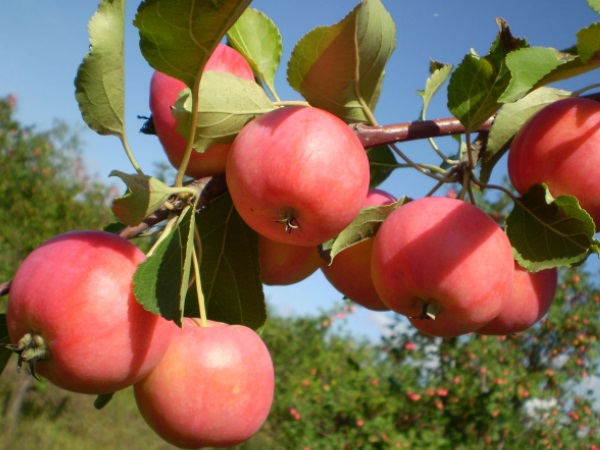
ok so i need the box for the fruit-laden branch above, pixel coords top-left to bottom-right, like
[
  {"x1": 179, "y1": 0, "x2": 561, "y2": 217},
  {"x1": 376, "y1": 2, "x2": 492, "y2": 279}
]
[
  {"x1": 351, "y1": 117, "x2": 494, "y2": 149},
  {"x1": 351, "y1": 92, "x2": 600, "y2": 149}
]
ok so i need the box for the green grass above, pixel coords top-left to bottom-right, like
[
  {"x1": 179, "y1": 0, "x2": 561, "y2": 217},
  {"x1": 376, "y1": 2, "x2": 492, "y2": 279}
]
[
  {"x1": 0, "y1": 356, "x2": 277, "y2": 450},
  {"x1": 1, "y1": 359, "x2": 178, "y2": 450}
]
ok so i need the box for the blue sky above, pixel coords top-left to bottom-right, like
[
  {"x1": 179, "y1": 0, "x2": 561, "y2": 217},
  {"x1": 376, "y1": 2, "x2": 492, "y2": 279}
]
[{"x1": 1, "y1": 0, "x2": 598, "y2": 340}]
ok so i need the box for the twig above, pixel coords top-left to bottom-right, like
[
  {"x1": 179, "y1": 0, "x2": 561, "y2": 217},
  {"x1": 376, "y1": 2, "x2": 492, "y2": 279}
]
[
  {"x1": 351, "y1": 117, "x2": 495, "y2": 149},
  {"x1": 0, "y1": 280, "x2": 11, "y2": 297}
]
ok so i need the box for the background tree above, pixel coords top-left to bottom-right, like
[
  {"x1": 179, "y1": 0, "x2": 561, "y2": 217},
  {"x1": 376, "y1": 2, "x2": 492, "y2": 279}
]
[
  {"x1": 249, "y1": 223, "x2": 600, "y2": 449},
  {"x1": 0, "y1": 95, "x2": 112, "y2": 282}
]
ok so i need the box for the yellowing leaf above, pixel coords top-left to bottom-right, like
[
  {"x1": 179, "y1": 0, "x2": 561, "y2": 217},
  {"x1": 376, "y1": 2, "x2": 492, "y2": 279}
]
[
  {"x1": 287, "y1": 0, "x2": 395, "y2": 123},
  {"x1": 110, "y1": 170, "x2": 173, "y2": 226}
]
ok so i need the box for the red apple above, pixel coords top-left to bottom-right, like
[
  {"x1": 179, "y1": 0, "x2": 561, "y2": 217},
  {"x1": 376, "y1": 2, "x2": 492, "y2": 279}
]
[
  {"x1": 6, "y1": 230, "x2": 177, "y2": 394},
  {"x1": 134, "y1": 318, "x2": 274, "y2": 449},
  {"x1": 149, "y1": 44, "x2": 254, "y2": 179},
  {"x1": 371, "y1": 197, "x2": 514, "y2": 337},
  {"x1": 507, "y1": 97, "x2": 600, "y2": 230},
  {"x1": 321, "y1": 188, "x2": 397, "y2": 311},
  {"x1": 258, "y1": 235, "x2": 321, "y2": 285},
  {"x1": 477, "y1": 263, "x2": 558, "y2": 335},
  {"x1": 226, "y1": 105, "x2": 370, "y2": 246}
]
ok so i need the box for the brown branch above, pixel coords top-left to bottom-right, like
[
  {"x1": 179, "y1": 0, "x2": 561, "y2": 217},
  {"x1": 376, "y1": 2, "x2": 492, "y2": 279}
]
[
  {"x1": 0, "y1": 280, "x2": 10, "y2": 298},
  {"x1": 351, "y1": 116, "x2": 495, "y2": 149},
  {"x1": 117, "y1": 175, "x2": 228, "y2": 240}
]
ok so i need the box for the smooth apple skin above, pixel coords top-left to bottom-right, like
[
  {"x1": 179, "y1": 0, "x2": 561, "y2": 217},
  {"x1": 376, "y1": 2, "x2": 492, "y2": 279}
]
[
  {"x1": 258, "y1": 235, "x2": 321, "y2": 285},
  {"x1": 371, "y1": 197, "x2": 515, "y2": 337},
  {"x1": 477, "y1": 263, "x2": 558, "y2": 335},
  {"x1": 226, "y1": 105, "x2": 370, "y2": 247},
  {"x1": 507, "y1": 97, "x2": 600, "y2": 230},
  {"x1": 321, "y1": 188, "x2": 397, "y2": 311},
  {"x1": 149, "y1": 44, "x2": 254, "y2": 179},
  {"x1": 6, "y1": 230, "x2": 177, "y2": 395},
  {"x1": 134, "y1": 319, "x2": 274, "y2": 449}
]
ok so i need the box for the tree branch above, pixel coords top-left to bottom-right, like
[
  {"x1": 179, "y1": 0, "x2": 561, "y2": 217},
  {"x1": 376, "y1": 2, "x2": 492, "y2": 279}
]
[{"x1": 351, "y1": 117, "x2": 495, "y2": 149}]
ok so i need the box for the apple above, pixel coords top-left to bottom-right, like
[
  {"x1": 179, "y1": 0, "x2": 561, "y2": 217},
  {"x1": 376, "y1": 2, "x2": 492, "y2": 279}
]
[
  {"x1": 371, "y1": 197, "x2": 514, "y2": 337},
  {"x1": 321, "y1": 188, "x2": 397, "y2": 311},
  {"x1": 6, "y1": 230, "x2": 177, "y2": 394},
  {"x1": 258, "y1": 235, "x2": 321, "y2": 285},
  {"x1": 149, "y1": 43, "x2": 254, "y2": 179},
  {"x1": 134, "y1": 318, "x2": 274, "y2": 449},
  {"x1": 477, "y1": 263, "x2": 558, "y2": 335},
  {"x1": 507, "y1": 97, "x2": 600, "y2": 230},
  {"x1": 226, "y1": 105, "x2": 370, "y2": 246}
]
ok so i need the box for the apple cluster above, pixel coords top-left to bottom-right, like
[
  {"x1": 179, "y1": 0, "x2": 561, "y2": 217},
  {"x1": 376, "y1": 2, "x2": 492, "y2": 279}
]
[
  {"x1": 9, "y1": 43, "x2": 599, "y2": 449},
  {"x1": 149, "y1": 43, "x2": 566, "y2": 340},
  {"x1": 6, "y1": 230, "x2": 274, "y2": 449}
]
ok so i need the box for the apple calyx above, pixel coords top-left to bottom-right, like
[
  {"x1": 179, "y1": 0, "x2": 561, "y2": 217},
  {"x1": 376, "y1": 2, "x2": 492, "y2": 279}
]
[
  {"x1": 408, "y1": 301, "x2": 442, "y2": 321},
  {"x1": 276, "y1": 210, "x2": 300, "y2": 233},
  {"x1": 6, "y1": 332, "x2": 48, "y2": 379}
]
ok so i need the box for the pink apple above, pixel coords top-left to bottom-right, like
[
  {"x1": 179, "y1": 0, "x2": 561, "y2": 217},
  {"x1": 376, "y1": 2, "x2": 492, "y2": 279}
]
[
  {"x1": 258, "y1": 235, "x2": 321, "y2": 285},
  {"x1": 371, "y1": 197, "x2": 514, "y2": 337},
  {"x1": 508, "y1": 97, "x2": 600, "y2": 230},
  {"x1": 134, "y1": 318, "x2": 274, "y2": 449},
  {"x1": 6, "y1": 230, "x2": 177, "y2": 394},
  {"x1": 149, "y1": 44, "x2": 254, "y2": 179},
  {"x1": 226, "y1": 105, "x2": 370, "y2": 246},
  {"x1": 321, "y1": 188, "x2": 397, "y2": 311},
  {"x1": 477, "y1": 263, "x2": 558, "y2": 335}
]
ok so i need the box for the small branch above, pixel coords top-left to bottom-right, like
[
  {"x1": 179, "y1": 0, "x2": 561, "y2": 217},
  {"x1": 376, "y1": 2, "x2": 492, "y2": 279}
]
[
  {"x1": 117, "y1": 175, "x2": 228, "y2": 241},
  {"x1": 351, "y1": 116, "x2": 495, "y2": 149},
  {"x1": 0, "y1": 280, "x2": 11, "y2": 297}
]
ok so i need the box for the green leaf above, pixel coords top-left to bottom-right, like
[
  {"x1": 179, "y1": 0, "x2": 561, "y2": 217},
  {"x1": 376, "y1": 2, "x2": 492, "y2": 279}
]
[
  {"x1": 227, "y1": 8, "x2": 282, "y2": 98},
  {"x1": 577, "y1": 22, "x2": 600, "y2": 63},
  {"x1": 186, "y1": 193, "x2": 266, "y2": 330},
  {"x1": 325, "y1": 198, "x2": 406, "y2": 263},
  {"x1": 133, "y1": 206, "x2": 196, "y2": 326},
  {"x1": 172, "y1": 72, "x2": 275, "y2": 152},
  {"x1": 418, "y1": 62, "x2": 452, "y2": 120},
  {"x1": 481, "y1": 87, "x2": 572, "y2": 184},
  {"x1": 110, "y1": 170, "x2": 174, "y2": 226},
  {"x1": 287, "y1": 0, "x2": 396, "y2": 123},
  {"x1": 75, "y1": 0, "x2": 126, "y2": 137},
  {"x1": 367, "y1": 145, "x2": 397, "y2": 188},
  {"x1": 0, "y1": 314, "x2": 12, "y2": 376},
  {"x1": 134, "y1": 0, "x2": 252, "y2": 88},
  {"x1": 448, "y1": 19, "x2": 527, "y2": 130},
  {"x1": 588, "y1": 0, "x2": 600, "y2": 15},
  {"x1": 500, "y1": 47, "x2": 576, "y2": 103},
  {"x1": 506, "y1": 184, "x2": 595, "y2": 271}
]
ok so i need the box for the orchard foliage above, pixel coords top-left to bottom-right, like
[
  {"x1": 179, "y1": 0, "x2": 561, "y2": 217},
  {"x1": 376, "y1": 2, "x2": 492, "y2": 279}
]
[
  {"x1": 256, "y1": 267, "x2": 600, "y2": 448},
  {"x1": 2, "y1": 0, "x2": 600, "y2": 447},
  {"x1": 0, "y1": 96, "x2": 112, "y2": 282}
]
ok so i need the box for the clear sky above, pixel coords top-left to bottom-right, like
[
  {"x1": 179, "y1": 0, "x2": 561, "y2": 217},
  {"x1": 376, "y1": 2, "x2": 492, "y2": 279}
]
[{"x1": 1, "y1": 0, "x2": 598, "y2": 340}]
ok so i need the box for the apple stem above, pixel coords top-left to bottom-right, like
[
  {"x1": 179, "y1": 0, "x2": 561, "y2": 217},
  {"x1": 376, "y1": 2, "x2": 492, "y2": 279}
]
[
  {"x1": 409, "y1": 302, "x2": 441, "y2": 321},
  {"x1": 192, "y1": 229, "x2": 208, "y2": 328},
  {"x1": 6, "y1": 332, "x2": 48, "y2": 380}
]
